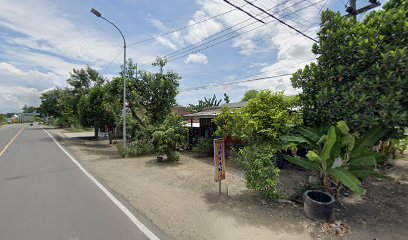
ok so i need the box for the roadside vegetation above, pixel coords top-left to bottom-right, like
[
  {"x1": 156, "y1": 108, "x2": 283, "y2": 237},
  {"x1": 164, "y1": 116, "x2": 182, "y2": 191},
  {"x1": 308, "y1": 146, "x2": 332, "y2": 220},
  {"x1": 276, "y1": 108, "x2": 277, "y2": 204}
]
[
  {"x1": 39, "y1": 57, "x2": 186, "y2": 160},
  {"x1": 212, "y1": 0, "x2": 407, "y2": 202},
  {"x1": 36, "y1": 0, "x2": 407, "y2": 219}
]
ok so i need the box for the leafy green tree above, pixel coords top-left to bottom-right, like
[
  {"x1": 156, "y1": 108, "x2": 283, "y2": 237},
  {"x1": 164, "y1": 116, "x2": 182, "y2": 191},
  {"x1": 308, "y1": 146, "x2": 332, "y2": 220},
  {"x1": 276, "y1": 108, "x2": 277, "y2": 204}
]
[
  {"x1": 124, "y1": 59, "x2": 180, "y2": 126},
  {"x1": 78, "y1": 85, "x2": 115, "y2": 138},
  {"x1": 38, "y1": 88, "x2": 77, "y2": 126},
  {"x1": 39, "y1": 89, "x2": 62, "y2": 117},
  {"x1": 66, "y1": 66, "x2": 106, "y2": 121},
  {"x1": 0, "y1": 114, "x2": 6, "y2": 123},
  {"x1": 214, "y1": 90, "x2": 302, "y2": 145},
  {"x1": 241, "y1": 90, "x2": 259, "y2": 101},
  {"x1": 22, "y1": 105, "x2": 37, "y2": 113},
  {"x1": 291, "y1": 1, "x2": 408, "y2": 135}
]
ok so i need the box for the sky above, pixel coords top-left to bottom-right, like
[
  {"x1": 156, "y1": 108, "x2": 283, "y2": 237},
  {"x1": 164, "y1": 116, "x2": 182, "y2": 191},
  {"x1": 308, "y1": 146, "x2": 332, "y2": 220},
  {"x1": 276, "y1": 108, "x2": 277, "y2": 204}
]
[{"x1": 0, "y1": 0, "x2": 385, "y2": 113}]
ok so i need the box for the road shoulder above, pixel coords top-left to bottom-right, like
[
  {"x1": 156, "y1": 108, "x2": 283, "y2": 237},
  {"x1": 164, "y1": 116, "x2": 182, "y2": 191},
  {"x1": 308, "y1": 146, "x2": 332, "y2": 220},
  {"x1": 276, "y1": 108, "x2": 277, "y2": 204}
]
[{"x1": 46, "y1": 128, "x2": 174, "y2": 240}]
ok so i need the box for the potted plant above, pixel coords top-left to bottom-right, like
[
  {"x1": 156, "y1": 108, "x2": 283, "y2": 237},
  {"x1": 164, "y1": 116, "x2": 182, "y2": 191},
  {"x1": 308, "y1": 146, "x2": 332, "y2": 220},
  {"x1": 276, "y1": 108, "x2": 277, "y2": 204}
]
[{"x1": 284, "y1": 121, "x2": 387, "y2": 221}]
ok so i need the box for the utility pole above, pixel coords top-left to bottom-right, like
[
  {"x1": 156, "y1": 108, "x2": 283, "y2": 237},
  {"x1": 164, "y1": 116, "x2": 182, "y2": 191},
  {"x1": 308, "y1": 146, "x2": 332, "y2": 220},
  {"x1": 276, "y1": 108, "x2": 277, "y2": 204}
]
[
  {"x1": 91, "y1": 8, "x2": 127, "y2": 145},
  {"x1": 350, "y1": 0, "x2": 357, "y2": 19},
  {"x1": 346, "y1": 0, "x2": 381, "y2": 19}
]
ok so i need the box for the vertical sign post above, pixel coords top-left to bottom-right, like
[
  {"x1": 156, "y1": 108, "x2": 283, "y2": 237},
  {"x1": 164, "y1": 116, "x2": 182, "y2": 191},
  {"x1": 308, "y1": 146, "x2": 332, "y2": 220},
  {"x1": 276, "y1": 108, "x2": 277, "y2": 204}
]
[{"x1": 213, "y1": 138, "x2": 225, "y2": 194}]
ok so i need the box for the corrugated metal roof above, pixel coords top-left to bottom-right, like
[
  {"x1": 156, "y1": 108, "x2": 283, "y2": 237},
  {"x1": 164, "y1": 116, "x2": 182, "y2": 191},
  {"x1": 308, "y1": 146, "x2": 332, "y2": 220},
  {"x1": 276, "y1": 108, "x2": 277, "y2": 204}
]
[
  {"x1": 183, "y1": 108, "x2": 221, "y2": 118},
  {"x1": 183, "y1": 101, "x2": 247, "y2": 119}
]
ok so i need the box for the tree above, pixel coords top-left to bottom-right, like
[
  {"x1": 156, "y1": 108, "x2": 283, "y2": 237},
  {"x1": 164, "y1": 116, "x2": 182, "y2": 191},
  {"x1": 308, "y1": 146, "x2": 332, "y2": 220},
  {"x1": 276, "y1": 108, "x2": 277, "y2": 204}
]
[
  {"x1": 39, "y1": 89, "x2": 61, "y2": 117},
  {"x1": 291, "y1": 1, "x2": 408, "y2": 135},
  {"x1": 38, "y1": 88, "x2": 77, "y2": 126},
  {"x1": 22, "y1": 105, "x2": 37, "y2": 113},
  {"x1": 214, "y1": 90, "x2": 302, "y2": 145},
  {"x1": 66, "y1": 66, "x2": 106, "y2": 122},
  {"x1": 152, "y1": 57, "x2": 167, "y2": 74},
  {"x1": 78, "y1": 85, "x2": 115, "y2": 138},
  {"x1": 241, "y1": 90, "x2": 259, "y2": 101},
  {"x1": 223, "y1": 93, "x2": 230, "y2": 103},
  {"x1": 0, "y1": 114, "x2": 6, "y2": 123},
  {"x1": 188, "y1": 94, "x2": 222, "y2": 112},
  {"x1": 124, "y1": 59, "x2": 180, "y2": 126}
]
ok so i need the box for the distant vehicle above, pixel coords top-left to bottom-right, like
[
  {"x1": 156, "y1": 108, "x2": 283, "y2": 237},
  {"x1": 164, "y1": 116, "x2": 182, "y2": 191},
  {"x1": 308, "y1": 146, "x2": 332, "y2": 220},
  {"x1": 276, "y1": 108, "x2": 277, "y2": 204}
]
[{"x1": 30, "y1": 123, "x2": 33, "y2": 126}]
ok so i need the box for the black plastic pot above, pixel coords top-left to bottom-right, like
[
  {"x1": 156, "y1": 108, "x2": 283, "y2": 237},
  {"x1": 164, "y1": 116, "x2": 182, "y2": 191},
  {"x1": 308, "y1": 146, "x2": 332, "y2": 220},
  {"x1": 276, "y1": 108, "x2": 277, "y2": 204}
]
[
  {"x1": 157, "y1": 156, "x2": 163, "y2": 162},
  {"x1": 303, "y1": 190, "x2": 335, "y2": 221}
]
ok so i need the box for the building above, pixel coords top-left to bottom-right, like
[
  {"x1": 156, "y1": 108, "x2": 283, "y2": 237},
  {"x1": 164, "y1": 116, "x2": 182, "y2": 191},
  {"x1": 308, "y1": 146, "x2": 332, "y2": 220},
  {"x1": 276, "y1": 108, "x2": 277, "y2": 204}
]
[{"x1": 183, "y1": 102, "x2": 247, "y2": 146}]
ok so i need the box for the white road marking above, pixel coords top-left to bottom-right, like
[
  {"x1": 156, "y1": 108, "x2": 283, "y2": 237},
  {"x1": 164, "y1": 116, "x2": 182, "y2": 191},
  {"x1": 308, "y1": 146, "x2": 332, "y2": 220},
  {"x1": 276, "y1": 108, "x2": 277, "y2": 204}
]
[
  {"x1": 43, "y1": 128, "x2": 160, "y2": 240},
  {"x1": 0, "y1": 127, "x2": 25, "y2": 158}
]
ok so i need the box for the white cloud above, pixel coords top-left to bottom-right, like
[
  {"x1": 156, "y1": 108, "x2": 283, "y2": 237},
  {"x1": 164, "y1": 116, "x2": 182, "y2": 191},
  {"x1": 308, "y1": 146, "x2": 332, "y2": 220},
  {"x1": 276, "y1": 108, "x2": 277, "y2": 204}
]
[
  {"x1": 0, "y1": 1, "x2": 118, "y2": 64},
  {"x1": 184, "y1": 53, "x2": 208, "y2": 64},
  {"x1": 0, "y1": 86, "x2": 42, "y2": 113},
  {"x1": 184, "y1": 10, "x2": 224, "y2": 43},
  {"x1": 189, "y1": 0, "x2": 320, "y2": 94},
  {"x1": 0, "y1": 62, "x2": 60, "y2": 90},
  {"x1": 147, "y1": 16, "x2": 166, "y2": 31},
  {"x1": 155, "y1": 36, "x2": 178, "y2": 50},
  {"x1": 0, "y1": 62, "x2": 63, "y2": 112}
]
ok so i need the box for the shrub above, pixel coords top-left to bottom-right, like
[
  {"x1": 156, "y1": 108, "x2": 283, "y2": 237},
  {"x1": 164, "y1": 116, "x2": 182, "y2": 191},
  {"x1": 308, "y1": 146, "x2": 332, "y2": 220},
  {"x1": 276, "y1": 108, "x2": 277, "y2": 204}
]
[
  {"x1": 117, "y1": 139, "x2": 153, "y2": 157},
  {"x1": 192, "y1": 138, "x2": 213, "y2": 156},
  {"x1": 236, "y1": 144, "x2": 280, "y2": 200},
  {"x1": 152, "y1": 113, "x2": 187, "y2": 161}
]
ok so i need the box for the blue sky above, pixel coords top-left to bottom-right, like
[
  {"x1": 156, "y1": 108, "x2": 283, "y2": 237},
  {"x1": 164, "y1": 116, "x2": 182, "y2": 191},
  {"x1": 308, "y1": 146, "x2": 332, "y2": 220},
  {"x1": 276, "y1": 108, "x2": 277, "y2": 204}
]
[{"x1": 0, "y1": 0, "x2": 385, "y2": 113}]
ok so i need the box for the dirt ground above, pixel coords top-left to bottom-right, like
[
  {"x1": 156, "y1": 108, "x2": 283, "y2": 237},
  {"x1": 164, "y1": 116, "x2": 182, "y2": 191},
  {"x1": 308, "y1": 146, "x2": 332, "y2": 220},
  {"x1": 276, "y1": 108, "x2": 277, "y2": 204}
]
[{"x1": 50, "y1": 129, "x2": 408, "y2": 240}]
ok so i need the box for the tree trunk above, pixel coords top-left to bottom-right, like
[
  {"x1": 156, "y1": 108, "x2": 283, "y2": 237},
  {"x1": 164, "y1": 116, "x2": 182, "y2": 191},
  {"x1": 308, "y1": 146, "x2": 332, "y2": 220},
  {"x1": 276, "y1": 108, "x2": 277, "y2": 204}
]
[
  {"x1": 127, "y1": 102, "x2": 146, "y2": 128},
  {"x1": 94, "y1": 127, "x2": 99, "y2": 139}
]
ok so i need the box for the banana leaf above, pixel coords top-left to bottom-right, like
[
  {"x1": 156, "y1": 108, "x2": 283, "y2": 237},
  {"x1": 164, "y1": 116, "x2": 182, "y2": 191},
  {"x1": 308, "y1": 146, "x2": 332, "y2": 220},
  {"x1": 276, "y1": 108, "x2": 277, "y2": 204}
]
[
  {"x1": 349, "y1": 155, "x2": 377, "y2": 166},
  {"x1": 350, "y1": 169, "x2": 387, "y2": 179},
  {"x1": 336, "y1": 121, "x2": 350, "y2": 135},
  {"x1": 352, "y1": 125, "x2": 387, "y2": 155},
  {"x1": 297, "y1": 127, "x2": 322, "y2": 143},
  {"x1": 283, "y1": 155, "x2": 319, "y2": 171},
  {"x1": 320, "y1": 126, "x2": 337, "y2": 161},
  {"x1": 280, "y1": 135, "x2": 313, "y2": 145},
  {"x1": 329, "y1": 167, "x2": 364, "y2": 194}
]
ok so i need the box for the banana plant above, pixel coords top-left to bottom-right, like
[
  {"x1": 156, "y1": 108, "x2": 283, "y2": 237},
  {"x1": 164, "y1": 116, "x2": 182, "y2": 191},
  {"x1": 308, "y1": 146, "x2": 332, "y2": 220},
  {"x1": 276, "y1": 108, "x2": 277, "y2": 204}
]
[{"x1": 284, "y1": 121, "x2": 387, "y2": 194}]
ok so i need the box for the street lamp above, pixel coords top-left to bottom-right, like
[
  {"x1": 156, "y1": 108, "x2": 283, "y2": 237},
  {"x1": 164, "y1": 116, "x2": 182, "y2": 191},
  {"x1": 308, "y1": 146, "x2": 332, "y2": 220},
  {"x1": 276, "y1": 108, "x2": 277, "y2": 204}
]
[{"x1": 91, "y1": 8, "x2": 127, "y2": 145}]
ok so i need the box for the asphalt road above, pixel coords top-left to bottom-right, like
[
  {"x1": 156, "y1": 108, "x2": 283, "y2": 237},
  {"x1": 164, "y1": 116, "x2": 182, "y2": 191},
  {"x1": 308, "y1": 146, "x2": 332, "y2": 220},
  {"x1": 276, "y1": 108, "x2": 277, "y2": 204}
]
[{"x1": 0, "y1": 124, "x2": 158, "y2": 240}]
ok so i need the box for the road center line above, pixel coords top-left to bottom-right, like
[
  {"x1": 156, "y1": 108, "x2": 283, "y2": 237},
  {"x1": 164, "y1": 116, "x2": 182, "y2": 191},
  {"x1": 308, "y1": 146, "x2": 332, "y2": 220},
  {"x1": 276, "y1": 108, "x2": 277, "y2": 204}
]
[
  {"x1": 42, "y1": 128, "x2": 160, "y2": 240},
  {"x1": 0, "y1": 127, "x2": 25, "y2": 158}
]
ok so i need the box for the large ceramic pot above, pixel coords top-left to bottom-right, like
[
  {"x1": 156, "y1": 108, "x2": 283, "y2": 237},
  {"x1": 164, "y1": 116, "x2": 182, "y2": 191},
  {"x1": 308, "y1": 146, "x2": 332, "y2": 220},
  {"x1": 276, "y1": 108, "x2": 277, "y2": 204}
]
[{"x1": 303, "y1": 190, "x2": 335, "y2": 221}]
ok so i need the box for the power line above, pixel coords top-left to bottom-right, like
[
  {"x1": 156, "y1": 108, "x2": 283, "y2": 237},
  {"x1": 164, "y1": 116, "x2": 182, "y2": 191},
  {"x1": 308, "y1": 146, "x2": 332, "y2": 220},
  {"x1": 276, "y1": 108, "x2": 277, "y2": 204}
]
[
  {"x1": 127, "y1": 1, "x2": 257, "y2": 47},
  {"x1": 318, "y1": 0, "x2": 330, "y2": 15},
  {"x1": 227, "y1": 58, "x2": 316, "y2": 81},
  {"x1": 164, "y1": 0, "x2": 291, "y2": 59},
  {"x1": 100, "y1": 48, "x2": 122, "y2": 75},
  {"x1": 140, "y1": 0, "x2": 322, "y2": 70},
  {"x1": 164, "y1": 0, "x2": 323, "y2": 61},
  {"x1": 243, "y1": 0, "x2": 318, "y2": 42},
  {"x1": 179, "y1": 73, "x2": 292, "y2": 92},
  {"x1": 223, "y1": 0, "x2": 265, "y2": 23},
  {"x1": 179, "y1": 58, "x2": 316, "y2": 92}
]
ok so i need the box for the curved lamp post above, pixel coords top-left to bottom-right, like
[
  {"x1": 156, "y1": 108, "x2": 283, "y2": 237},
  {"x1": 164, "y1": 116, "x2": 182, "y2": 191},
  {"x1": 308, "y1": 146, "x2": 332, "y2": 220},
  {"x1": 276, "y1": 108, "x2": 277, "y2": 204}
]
[{"x1": 91, "y1": 8, "x2": 127, "y2": 145}]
